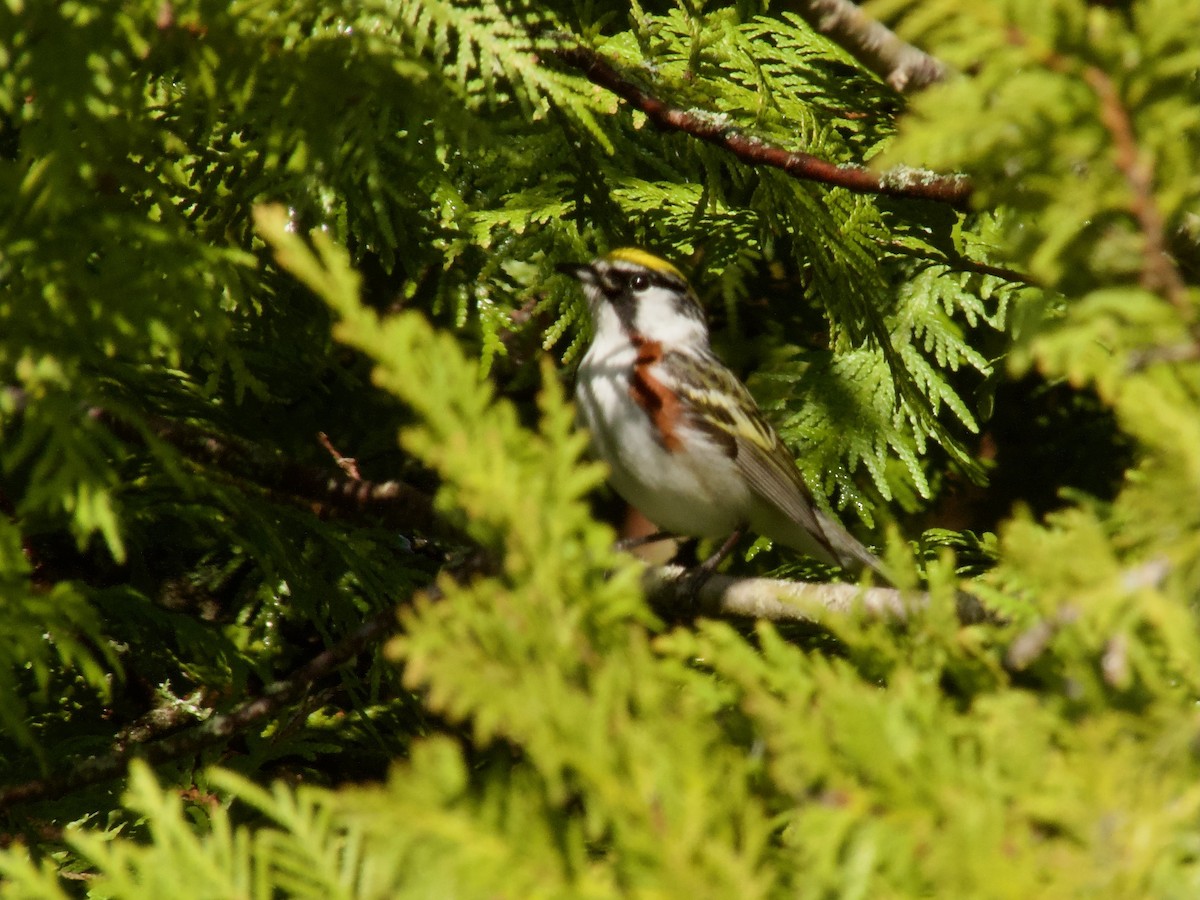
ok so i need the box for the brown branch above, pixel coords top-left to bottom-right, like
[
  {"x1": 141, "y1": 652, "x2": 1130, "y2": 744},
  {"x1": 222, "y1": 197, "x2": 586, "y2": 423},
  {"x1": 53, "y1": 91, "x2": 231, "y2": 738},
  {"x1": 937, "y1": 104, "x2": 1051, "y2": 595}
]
[
  {"x1": 0, "y1": 602, "x2": 405, "y2": 810},
  {"x1": 786, "y1": 0, "x2": 949, "y2": 92},
  {"x1": 5, "y1": 387, "x2": 453, "y2": 539},
  {"x1": 1079, "y1": 65, "x2": 1192, "y2": 321},
  {"x1": 318, "y1": 431, "x2": 362, "y2": 481},
  {"x1": 885, "y1": 241, "x2": 1040, "y2": 287},
  {"x1": 85, "y1": 402, "x2": 460, "y2": 541},
  {"x1": 1005, "y1": 32, "x2": 1195, "y2": 329},
  {"x1": 6, "y1": 387, "x2": 449, "y2": 537},
  {"x1": 111, "y1": 689, "x2": 214, "y2": 752},
  {"x1": 555, "y1": 45, "x2": 972, "y2": 209}
]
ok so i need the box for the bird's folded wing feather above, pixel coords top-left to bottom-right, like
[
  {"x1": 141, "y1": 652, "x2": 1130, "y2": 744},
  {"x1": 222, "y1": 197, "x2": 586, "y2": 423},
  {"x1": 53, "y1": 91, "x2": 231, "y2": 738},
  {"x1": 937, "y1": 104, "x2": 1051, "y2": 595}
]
[{"x1": 670, "y1": 351, "x2": 884, "y2": 575}]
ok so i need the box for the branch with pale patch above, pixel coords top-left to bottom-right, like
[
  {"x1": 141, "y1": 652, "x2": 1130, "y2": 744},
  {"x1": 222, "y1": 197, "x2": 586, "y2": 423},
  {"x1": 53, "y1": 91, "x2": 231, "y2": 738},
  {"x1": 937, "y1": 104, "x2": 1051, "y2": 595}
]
[
  {"x1": 318, "y1": 430, "x2": 362, "y2": 480},
  {"x1": 786, "y1": 0, "x2": 948, "y2": 92},
  {"x1": 644, "y1": 565, "x2": 988, "y2": 625},
  {"x1": 555, "y1": 45, "x2": 972, "y2": 208}
]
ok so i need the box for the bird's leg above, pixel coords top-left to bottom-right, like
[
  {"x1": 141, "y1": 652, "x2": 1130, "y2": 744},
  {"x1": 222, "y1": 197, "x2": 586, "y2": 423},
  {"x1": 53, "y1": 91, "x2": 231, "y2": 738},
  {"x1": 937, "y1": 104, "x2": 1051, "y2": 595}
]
[
  {"x1": 681, "y1": 526, "x2": 745, "y2": 604},
  {"x1": 615, "y1": 531, "x2": 676, "y2": 552},
  {"x1": 697, "y1": 527, "x2": 745, "y2": 576}
]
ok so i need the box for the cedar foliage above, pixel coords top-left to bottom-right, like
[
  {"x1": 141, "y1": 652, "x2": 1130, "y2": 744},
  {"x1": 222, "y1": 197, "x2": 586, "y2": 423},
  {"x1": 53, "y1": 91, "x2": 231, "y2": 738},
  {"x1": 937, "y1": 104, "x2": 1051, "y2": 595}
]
[{"x1": 1, "y1": 0, "x2": 1198, "y2": 895}]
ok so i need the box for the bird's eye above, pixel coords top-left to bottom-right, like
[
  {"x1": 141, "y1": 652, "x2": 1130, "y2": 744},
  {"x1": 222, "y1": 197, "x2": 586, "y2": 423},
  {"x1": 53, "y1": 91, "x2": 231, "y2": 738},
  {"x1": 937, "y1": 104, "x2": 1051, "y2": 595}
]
[{"x1": 629, "y1": 273, "x2": 651, "y2": 292}]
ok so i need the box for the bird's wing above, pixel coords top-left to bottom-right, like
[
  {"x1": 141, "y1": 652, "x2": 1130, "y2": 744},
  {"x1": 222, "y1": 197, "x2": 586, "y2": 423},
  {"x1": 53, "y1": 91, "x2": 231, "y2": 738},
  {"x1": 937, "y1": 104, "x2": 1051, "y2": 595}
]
[{"x1": 668, "y1": 350, "x2": 886, "y2": 577}]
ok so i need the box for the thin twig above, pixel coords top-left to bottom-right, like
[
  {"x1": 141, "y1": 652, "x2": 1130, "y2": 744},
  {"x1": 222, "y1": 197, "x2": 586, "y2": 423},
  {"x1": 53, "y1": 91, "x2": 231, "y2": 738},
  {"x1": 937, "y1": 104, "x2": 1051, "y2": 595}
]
[
  {"x1": 1079, "y1": 65, "x2": 1192, "y2": 320},
  {"x1": 1005, "y1": 32, "x2": 1195, "y2": 331},
  {"x1": 555, "y1": 45, "x2": 972, "y2": 208},
  {"x1": 3, "y1": 389, "x2": 460, "y2": 540},
  {"x1": 786, "y1": 0, "x2": 949, "y2": 92},
  {"x1": 0, "y1": 603, "x2": 405, "y2": 810},
  {"x1": 1126, "y1": 342, "x2": 1200, "y2": 371},
  {"x1": 1005, "y1": 605, "x2": 1078, "y2": 671},
  {"x1": 318, "y1": 431, "x2": 362, "y2": 481},
  {"x1": 885, "y1": 241, "x2": 1040, "y2": 287}
]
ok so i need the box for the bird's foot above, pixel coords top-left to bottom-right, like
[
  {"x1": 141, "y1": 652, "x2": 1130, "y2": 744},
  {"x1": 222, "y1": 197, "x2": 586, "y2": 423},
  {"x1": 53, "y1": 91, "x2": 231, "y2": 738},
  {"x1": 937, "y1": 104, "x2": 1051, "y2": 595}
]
[{"x1": 680, "y1": 527, "x2": 745, "y2": 609}]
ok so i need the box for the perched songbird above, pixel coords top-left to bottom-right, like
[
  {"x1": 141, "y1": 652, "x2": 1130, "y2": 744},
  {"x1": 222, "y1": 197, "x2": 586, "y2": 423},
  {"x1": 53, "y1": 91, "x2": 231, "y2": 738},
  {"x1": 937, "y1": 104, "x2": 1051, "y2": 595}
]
[{"x1": 558, "y1": 248, "x2": 889, "y2": 581}]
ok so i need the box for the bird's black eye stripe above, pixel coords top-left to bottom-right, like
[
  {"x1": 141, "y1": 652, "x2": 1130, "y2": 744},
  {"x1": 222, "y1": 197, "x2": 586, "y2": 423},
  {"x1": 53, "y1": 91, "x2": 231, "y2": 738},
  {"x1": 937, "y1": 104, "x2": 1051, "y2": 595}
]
[{"x1": 622, "y1": 269, "x2": 682, "y2": 294}]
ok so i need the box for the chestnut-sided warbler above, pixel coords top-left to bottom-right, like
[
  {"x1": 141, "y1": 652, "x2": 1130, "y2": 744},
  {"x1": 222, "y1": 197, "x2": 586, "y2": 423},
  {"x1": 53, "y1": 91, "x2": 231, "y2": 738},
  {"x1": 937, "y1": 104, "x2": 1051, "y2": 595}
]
[{"x1": 559, "y1": 248, "x2": 888, "y2": 581}]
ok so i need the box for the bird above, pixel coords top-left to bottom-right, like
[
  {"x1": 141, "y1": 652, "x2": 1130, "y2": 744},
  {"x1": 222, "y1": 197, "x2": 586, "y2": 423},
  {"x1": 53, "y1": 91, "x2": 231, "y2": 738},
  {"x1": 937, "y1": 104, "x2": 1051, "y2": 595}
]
[{"x1": 558, "y1": 247, "x2": 889, "y2": 582}]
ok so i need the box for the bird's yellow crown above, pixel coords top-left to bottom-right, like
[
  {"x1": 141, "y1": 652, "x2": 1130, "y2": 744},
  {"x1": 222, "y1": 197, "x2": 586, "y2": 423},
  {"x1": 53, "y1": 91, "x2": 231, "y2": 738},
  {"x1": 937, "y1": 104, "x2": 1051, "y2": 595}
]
[{"x1": 604, "y1": 247, "x2": 686, "y2": 282}]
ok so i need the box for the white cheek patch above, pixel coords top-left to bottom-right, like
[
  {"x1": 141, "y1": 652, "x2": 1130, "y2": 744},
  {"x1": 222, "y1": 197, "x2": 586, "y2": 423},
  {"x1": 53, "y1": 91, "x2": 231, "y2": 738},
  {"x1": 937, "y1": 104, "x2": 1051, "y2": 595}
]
[
  {"x1": 632, "y1": 287, "x2": 670, "y2": 332},
  {"x1": 633, "y1": 286, "x2": 707, "y2": 345},
  {"x1": 591, "y1": 295, "x2": 625, "y2": 337}
]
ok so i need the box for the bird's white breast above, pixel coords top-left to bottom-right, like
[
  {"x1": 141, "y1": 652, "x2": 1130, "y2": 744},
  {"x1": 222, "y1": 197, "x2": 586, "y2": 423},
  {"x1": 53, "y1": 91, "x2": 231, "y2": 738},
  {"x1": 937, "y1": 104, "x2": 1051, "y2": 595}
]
[{"x1": 575, "y1": 333, "x2": 751, "y2": 539}]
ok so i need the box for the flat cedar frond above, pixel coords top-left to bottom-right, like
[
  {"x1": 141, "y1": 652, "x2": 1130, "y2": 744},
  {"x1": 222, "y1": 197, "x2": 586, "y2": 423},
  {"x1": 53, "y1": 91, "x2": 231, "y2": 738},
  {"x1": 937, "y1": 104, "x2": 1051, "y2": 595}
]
[{"x1": 2, "y1": 0, "x2": 1199, "y2": 896}]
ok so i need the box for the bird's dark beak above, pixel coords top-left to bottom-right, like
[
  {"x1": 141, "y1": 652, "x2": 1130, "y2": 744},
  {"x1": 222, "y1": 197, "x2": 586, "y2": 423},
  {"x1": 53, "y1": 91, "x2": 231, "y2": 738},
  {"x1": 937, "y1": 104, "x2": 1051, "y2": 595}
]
[{"x1": 556, "y1": 261, "x2": 597, "y2": 285}]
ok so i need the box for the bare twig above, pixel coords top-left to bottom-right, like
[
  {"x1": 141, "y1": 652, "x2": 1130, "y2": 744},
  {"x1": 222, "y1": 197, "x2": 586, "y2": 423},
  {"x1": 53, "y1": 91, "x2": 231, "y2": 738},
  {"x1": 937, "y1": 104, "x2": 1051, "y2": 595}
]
[
  {"x1": 555, "y1": 45, "x2": 972, "y2": 208},
  {"x1": 885, "y1": 241, "x2": 1040, "y2": 287},
  {"x1": 1004, "y1": 619, "x2": 1057, "y2": 671},
  {"x1": 1126, "y1": 342, "x2": 1200, "y2": 371},
  {"x1": 643, "y1": 565, "x2": 987, "y2": 625},
  {"x1": 1101, "y1": 633, "x2": 1129, "y2": 687},
  {"x1": 1079, "y1": 66, "x2": 1192, "y2": 319},
  {"x1": 318, "y1": 431, "x2": 362, "y2": 481},
  {"x1": 786, "y1": 0, "x2": 949, "y2": 92},
  {"x1": 1005, "y1": 605, "x2": 1078, "y2": 671},
  {"x1": 15, "y1": 386, "x2": 443, "y2": 539},
  {"x1": 0, "y1": 603, "x2": 405, "y2": 810},
  {"x1": 3, "y1": 389, "x2": 459, "y2": 540},
  {"x1": 1005, "y1": 33, "x2": 1196, "y2": 334}
]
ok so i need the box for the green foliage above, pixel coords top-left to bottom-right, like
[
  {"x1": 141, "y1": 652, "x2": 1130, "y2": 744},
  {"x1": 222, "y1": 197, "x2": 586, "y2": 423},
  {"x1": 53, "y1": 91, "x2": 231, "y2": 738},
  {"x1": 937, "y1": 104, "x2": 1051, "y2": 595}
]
[
  {"x1": 0, "y1": 517, "x2": 115, "y2": 757},
  {"x1": 0, "y1": 0, "x2": 1198, "y2": 896}
]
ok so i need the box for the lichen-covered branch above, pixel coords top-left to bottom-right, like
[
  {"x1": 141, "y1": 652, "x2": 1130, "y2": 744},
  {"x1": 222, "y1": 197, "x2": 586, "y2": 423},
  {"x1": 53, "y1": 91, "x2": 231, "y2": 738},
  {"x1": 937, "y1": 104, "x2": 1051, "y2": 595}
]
[
  {"x1": 644, "y1": 565, "x2": 987, "y2": 624},
  {"x1": 555, "y1": 45, "x2": 972, "y2": 208}
]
